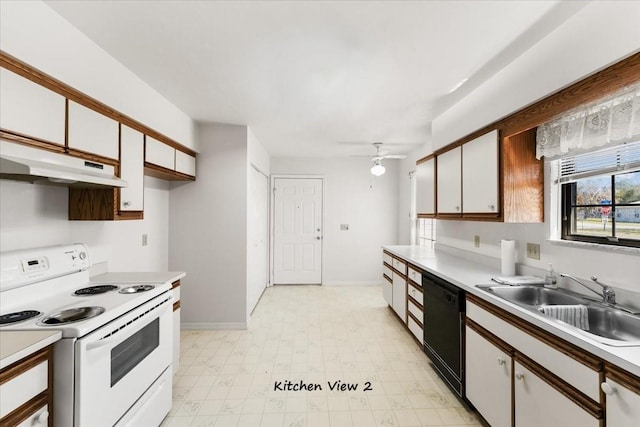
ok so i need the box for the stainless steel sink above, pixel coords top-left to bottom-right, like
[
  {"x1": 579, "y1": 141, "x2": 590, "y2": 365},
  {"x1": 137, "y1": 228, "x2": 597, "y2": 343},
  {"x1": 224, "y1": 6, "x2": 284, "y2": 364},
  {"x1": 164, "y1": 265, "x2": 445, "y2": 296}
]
[
  {"x1": 476, "y1": 285, "x2": 640, "y2": 346},
  {"x1": 476, "y1": 285, "x2": 587, "y2": 306}
]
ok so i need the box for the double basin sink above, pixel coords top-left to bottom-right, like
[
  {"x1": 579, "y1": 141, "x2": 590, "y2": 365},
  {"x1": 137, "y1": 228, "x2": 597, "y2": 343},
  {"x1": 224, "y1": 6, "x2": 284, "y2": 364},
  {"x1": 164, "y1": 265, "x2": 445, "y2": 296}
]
[{"x1": 476, "y1": 285, "x2": 640, "y2": 346}]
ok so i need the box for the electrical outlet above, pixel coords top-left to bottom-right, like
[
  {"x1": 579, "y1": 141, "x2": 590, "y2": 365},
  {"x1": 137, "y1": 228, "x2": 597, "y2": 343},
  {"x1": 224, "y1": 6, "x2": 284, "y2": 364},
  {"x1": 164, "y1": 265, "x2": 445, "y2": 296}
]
[
  {"x1": 142, "y1": 234, "x2": 148, "y2": 246},
  {"x1": 526, "y1": 242, "x2": 540, "y2": 260},
  {"x1": 474, "y1": 235, "x2": 480, "y2": 248}
]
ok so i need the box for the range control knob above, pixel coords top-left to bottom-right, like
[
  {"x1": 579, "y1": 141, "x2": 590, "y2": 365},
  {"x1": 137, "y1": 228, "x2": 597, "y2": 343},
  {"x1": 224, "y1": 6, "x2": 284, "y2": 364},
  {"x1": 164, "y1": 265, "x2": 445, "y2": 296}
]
[{"x1": 79, "y1": 252, "x2": 87, "y2": 260}]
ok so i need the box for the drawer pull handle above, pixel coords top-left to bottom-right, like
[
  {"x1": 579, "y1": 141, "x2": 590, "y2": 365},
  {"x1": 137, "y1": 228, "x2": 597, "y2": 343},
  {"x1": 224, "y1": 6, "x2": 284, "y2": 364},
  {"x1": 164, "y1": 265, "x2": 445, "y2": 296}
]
[
  {"x1": 497, "y1": 357, "x2": 506, "y2": 366},
  {"x1": 36, "y1": 410, "x2": 49, "y2": 424},
  {"x1": 515, "y1": 372, "x2": 524, "y2": 381},
  {"x1": 601, "y1": 382, "x2": 617, "y2": 396}
]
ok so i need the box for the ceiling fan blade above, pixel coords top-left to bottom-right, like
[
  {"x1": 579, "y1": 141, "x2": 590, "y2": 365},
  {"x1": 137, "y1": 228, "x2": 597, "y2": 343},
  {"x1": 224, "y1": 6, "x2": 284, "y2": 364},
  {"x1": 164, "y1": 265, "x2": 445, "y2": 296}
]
[{"x1": 381, "y1": 154, "x2": 407, "y2": 159}]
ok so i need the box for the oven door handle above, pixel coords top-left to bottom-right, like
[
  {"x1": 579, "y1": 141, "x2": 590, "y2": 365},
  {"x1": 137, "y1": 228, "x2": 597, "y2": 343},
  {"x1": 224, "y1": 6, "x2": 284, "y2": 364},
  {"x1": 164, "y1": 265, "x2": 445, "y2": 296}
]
[{"x1": 85, "y1": 301, "x2": 171, "y2": 351}]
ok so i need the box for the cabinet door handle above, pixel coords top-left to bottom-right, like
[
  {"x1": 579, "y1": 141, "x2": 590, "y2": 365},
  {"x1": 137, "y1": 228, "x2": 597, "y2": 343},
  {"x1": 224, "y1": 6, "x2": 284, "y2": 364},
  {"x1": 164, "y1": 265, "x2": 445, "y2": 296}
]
[
  {"x1": 515, "y1": 372, "x2": 524, "y2": 380},
  {"x1": 497, "y1": 357, "x2": 506, "y2": 366},
  {"x1": 488, "y1": 204, "x2": 495, "y2": 211},
  {"x1": 455, "y1": 205, "x2": 460, "y2": 211},
  {"x1": 601, "y1": 382, "x2": 617, "y2": 396},
  {"x1": 123, "y1": 201, "x2": 131, "y2": 207}
]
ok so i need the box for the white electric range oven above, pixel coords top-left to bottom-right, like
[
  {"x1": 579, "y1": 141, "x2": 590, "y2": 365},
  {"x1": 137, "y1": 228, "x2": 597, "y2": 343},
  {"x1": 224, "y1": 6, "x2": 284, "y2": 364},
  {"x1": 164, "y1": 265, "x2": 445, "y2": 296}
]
[{"x1": 0, "y1": 244, "x2": 173, "y2": 427}]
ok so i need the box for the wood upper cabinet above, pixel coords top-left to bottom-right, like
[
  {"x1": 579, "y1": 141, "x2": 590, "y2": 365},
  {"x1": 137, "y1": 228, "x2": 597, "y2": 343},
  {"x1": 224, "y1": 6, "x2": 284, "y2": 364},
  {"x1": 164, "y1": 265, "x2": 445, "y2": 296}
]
[
  {"x1": 119, "y1": 125, "x2": 144, "y2": 212},
  {"x1": 67, "y1": 101, "x2": 119, "y2": 160},
  {"x1": 416, "y1": 156, "x2": 435, "y2": 216},
  {"x1": 175, "y1": 150, "x2": 196, "y2": 176},
  {"x1": 145, "y1": 136, "x2": 175, "y2": 170},
  {"x1": 462, "y1": 129, "x2": 498, "y2": 214},
  {"x1": 0, "y1": 68, "x2": 65, "y2": 146},
  {"x1": 436, "y1": 146, "x2": 462, "y2": 215},
  {"x1": 145, "y1": 136, "x2": 196, "y2": 180}
]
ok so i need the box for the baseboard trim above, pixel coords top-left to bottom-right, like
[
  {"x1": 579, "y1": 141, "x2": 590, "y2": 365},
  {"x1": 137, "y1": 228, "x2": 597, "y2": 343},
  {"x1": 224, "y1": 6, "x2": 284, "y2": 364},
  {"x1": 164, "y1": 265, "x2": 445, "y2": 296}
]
[
  {"x1": 323, "y1": 281, "x2": 382, "y2": 286},
  {"x1": 181, "y1": 322, "x2": 247, "y2": 330}
]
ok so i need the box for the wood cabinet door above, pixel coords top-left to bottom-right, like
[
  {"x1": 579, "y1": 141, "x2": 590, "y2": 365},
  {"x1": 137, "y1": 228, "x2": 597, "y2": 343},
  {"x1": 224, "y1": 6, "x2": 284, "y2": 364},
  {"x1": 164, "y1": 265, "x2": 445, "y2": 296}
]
[
  {"x1": 119, "y1": 125, "x2": 144, "y2": 211},
  {"x1": 383, "y1": 276, "x2": 393, "y2": 306},
  {"x1": 465, "y1": 326, "x2": 511, "y2": 427},
  {"x1": 392, "y1": 271, "x2": 406, "y2": 322},
  {"x1": 68, "y1": 101, "x2": 119, "y2": 160},
  {"x1": 436, "y1": 146, "x2": 461, "y2": 214},
  {"x1": 514, "y1": 361, "x2": 599, "y2": 427},
  {"x1": 603, "y1": 378, "x2": 640, "y2": 427},
  {"x1": 462, "y1": 130, "x2": 499, "y2": 214},
  {"x1": 0, "y1": 68, "x2": 65, "y2": 145},
  {"x1": 416, "y1": 157, "x2": 435, "y2": 215}
]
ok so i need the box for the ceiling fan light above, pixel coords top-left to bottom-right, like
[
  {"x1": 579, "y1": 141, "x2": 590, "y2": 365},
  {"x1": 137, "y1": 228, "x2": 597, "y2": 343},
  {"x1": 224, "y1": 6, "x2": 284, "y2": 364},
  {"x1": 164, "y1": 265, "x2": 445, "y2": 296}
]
[{"x1": 371, "y1": 162, "x2": 385, "y2": 176}]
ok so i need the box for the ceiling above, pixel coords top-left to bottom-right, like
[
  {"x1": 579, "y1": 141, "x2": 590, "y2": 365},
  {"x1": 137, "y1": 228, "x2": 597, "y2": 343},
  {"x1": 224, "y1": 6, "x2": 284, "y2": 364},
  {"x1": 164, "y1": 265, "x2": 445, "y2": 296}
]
[{"x1": 45, "y1": 0, "x2": 579, "y2": 157}]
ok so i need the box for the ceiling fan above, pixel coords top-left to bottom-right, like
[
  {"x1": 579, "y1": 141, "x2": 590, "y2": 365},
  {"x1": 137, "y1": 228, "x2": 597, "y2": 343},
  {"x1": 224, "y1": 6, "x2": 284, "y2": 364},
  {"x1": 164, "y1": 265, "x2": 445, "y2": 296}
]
[{"x1": 355, "y1": 142, "x2": 407, "y2": 176}]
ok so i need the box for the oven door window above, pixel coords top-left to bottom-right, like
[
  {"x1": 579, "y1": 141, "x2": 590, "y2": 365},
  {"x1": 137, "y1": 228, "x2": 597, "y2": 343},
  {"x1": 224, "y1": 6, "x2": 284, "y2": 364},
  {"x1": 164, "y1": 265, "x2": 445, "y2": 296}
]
[{"x1": 111, "y1": 318, "x2": 159, "y2": 386}]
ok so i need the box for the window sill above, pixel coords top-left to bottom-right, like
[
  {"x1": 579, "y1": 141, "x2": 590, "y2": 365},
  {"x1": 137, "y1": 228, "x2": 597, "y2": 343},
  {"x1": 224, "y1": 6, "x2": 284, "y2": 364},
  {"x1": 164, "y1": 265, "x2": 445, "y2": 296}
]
[{"x1": 547, "y1": 238, "x2": 640, "y2": 255}]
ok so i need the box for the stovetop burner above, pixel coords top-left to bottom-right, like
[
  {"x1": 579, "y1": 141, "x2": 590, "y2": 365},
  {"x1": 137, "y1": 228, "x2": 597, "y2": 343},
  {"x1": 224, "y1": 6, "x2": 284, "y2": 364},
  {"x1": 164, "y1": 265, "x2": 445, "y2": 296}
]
[
  {"x1": 0, "y1": 310, "x2": 41, "y2": 325},
  {"x1": 41, "y1": 306, "x2": 105, "y2": 325},
  {"x1": 119, "y1": 285, "x2": 155, "y2": 294},
  {"x1": 74, "y1": 285, "x2": 118, "y2": 296}
]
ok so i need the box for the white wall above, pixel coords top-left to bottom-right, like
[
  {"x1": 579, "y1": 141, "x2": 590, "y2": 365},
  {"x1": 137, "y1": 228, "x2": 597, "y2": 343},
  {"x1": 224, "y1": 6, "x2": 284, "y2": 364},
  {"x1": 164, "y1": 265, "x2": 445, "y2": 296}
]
[
  {"x1": 270, "y1": 157, "x2": 399, "y2": 285},
  {"x1": 169, "y1": 123, "x2": 249, "y2": 328},
  {"x1": 423, "y1": 1, "x2": 640, "y2": 294},
  {"x1": 0, "y1": 0, "x2": 196, "y2": 150},
  {"x1": 432, "y1": 1, "x2": 640, "y2": 150},
  {"x1": 0, "y1": 177, "x2": 170, "y2": 271}
]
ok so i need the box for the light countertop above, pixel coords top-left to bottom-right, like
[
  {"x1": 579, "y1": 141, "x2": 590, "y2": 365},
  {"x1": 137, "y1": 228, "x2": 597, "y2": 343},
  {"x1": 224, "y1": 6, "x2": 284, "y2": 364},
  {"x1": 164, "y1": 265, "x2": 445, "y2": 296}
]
[
  {"x1": 0, "y1": 330, "x2": 61, "y2": 370},
  {"x1": 90, "y1": 271, "x2": 185, "y2": 285},
  {"x1": 383, "y1": 245, "x2": 640, "y2": 377}
]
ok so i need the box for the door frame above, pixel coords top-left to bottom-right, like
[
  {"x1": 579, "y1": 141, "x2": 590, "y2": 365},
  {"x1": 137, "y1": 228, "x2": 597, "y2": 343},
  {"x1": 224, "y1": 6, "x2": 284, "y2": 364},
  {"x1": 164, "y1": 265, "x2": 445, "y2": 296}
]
[{"x1": 269, "y1": 174, "x2": 325, "y2": 286}]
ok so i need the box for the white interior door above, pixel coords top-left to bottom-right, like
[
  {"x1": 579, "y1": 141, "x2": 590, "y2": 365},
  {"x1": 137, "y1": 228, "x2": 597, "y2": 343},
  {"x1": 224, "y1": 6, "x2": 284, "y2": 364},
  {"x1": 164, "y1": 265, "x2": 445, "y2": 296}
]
[
  {"x1": 273, "y1": 177, "x2": 323, "y2": 284},
  {"x1": 248, "y1": 166, "x2": 269, "y2": 313}
]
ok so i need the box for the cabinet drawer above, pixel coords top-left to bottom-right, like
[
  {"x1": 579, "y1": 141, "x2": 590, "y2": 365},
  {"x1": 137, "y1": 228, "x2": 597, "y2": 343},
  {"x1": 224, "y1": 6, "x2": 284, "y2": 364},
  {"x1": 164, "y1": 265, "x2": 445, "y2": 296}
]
[
  {"x1": 408, "y1": 299, "x2": 422, "y2": 320},
  {"x1": 383, "y1": 252, "x2": 393, "y2": 266},
  {"x1": 467, "y1": 300, "x2": 600, "y2": 401},
  {"x1": 408, "y1": 283, "x2": 423, "y2": 303},
  {"x1": 145, "y1": 136, "x2": 175, "y2": 170},
  {"x1": 392, "y1": 258, "x2": 406, "y2": 274},
  {"x1": 0, "y1": 361, "x2": 47, "y2": 418},
  {"x1": 407, "y1": 266, "x2": 422, "y2": 286},
  {"x1": 15, "y1": 405, "x2": 48, "y2": 427},
  {"x1": 408, "y1": 316, "x2": 423, "y2": 342},
  {"x1": 383, "y1": 265, "x2": 392, "y2": 279}
]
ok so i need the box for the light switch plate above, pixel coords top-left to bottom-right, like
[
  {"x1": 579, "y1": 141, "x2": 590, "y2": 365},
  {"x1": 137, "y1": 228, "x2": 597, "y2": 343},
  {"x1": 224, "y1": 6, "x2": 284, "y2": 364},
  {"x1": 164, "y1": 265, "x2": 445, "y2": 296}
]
[
  {"x1": 340, "y1": 224, "x2": 349, "y2": 231},
  {"x1": 526, "y1": 242, "x2": 540, "y2": 260},
  {"x1": 142, "y1": 234, "x2": 148, "y2": 246}
]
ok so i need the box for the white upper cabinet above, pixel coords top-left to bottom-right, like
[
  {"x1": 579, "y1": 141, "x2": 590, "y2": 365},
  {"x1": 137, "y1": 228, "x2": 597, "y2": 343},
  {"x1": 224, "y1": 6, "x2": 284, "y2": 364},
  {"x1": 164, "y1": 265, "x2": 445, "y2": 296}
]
[
  {"x1": 145, "y1": 136, "x2": 175, "y2": 170},
  {"x1": 416, "y1": 157, "x2": 435, "y2": 215},
  {"x1": 175, "y1": 150, "x2": 196, "y2": 177},
  {"x1": 436, "y1": 146, "x2": 462, "y2": 214},
  {"x1": 0, "y1": 68, "x2": 65, "y2": 145},
  {"x1": 119, "y1": 125, "x2": 144, "y2": 212},
  {"x1": 68, "y1": 101, "x2": 119, "y2": 160},
  {"x1": 462, "y1": 130, "x2": 499, "y2": 213}
]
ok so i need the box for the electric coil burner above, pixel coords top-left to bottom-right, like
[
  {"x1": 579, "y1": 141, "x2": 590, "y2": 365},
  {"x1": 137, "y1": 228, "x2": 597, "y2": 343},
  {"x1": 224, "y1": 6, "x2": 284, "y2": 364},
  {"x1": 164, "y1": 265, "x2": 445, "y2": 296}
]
[
  {"x1": 119, "y1": 284, "x2": 155, "y2": 294},
  {"x1": 0, "y1": 310, "x2": 41, "y2": 325},
  {"x1": 41, "y1": 306, "x2": 105, "y2": 325},
  {"x1": 74, "y1": 284, "x2": 118, "y2": 295}
]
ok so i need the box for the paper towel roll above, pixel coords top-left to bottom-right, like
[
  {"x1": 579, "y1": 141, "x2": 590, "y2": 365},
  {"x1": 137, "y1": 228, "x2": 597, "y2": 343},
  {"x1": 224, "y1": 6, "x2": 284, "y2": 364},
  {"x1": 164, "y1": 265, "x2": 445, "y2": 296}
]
[{"x1": 501, "y1": 240, "x2": 516, "y2": 276}]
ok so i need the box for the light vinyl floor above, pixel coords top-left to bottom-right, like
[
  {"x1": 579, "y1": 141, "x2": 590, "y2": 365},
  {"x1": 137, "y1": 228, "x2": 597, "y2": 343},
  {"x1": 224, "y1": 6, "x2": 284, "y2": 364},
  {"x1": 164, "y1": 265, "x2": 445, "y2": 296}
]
[{"x1": 161, "y1": 285, "x2": 482, "y2": 427}]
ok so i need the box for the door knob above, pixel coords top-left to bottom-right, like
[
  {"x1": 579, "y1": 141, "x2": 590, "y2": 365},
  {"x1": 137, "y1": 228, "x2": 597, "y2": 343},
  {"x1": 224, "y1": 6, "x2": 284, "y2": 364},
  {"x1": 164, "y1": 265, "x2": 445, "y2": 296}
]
[{"x1": 316, "y1": 236, "x2": 321, "y2": 240}]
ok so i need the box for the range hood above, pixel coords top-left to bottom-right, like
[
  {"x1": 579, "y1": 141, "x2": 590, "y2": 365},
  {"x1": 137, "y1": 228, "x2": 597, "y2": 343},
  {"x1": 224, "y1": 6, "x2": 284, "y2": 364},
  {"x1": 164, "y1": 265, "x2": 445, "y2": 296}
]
[{"x1": 0, "y1": 140, "x2": 127, "y2": 188}]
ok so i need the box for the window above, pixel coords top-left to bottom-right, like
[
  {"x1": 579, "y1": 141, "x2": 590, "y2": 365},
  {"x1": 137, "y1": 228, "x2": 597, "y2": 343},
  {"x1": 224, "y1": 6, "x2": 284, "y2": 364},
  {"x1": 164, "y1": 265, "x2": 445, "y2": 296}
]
[
  {"x1": 417, "y1": 218, "x2": 436, "y2": 247},
  {"x1": 558, "y1": 141, "x2": 640, "y2": 248}
]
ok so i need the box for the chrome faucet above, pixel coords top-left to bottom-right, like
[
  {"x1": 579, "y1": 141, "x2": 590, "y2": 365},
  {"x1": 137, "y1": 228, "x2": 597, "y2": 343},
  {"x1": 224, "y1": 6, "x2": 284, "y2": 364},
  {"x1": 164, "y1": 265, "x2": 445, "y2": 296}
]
[{"x1": 559, "y1": 273, "x2": 616, "y2": 304}]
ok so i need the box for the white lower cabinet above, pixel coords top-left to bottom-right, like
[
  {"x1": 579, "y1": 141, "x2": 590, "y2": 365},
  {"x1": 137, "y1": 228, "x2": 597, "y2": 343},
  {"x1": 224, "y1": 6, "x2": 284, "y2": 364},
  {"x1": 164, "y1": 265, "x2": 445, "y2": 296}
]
[
  {"x1": 602, "y1": 377, "x2": 640, "y2": 427},
  {"x1": 383, "y1": 275, "x2": 393, "y2": 306},
  {"x1": 392, "y1": 271, "x2": 406, "y2": 322},
  {"x1": 465, "y1": 325, "x2": 511, "y2": 427},
  {"x1": 514, "y1": 361, "x2": 599, "y2": 427}
]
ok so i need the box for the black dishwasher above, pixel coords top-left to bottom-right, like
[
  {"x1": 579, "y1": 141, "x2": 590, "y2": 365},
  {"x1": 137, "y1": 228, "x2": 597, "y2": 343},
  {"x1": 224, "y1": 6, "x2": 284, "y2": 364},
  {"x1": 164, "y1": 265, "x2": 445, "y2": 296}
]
[{"x1": 422, "y1": 271, "x2": 465, "y2": 396}]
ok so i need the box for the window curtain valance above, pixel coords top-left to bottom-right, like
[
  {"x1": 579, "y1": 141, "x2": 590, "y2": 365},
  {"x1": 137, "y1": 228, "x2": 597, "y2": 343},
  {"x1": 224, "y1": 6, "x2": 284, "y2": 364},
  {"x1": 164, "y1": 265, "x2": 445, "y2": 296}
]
[{"x1": 536, "y1": 81, "x2": 640, "y2": 160}]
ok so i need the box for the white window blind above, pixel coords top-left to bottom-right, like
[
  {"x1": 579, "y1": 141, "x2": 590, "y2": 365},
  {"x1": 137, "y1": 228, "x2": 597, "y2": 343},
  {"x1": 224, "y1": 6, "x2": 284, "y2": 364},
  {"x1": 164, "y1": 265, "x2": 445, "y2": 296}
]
[{"x1": 557, "y1": 141, "x2": 640, "y2": 184}]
